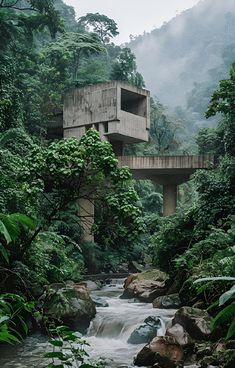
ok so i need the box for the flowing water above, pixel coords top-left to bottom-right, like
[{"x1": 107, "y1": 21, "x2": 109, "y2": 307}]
[{"x1": 0, "y1": 279, "x2": 176, "y2": 367}]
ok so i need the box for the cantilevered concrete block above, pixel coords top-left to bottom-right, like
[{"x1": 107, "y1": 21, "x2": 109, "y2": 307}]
[{"x1": 63, "y1": 81, "x2": 150, "y2": 144}]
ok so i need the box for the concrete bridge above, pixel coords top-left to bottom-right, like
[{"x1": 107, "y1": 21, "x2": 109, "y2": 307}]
[
  {"x1": 118, "y1": 154, "x2": 216, "y2": 215},
  {"x1": 47, "y1": 81, "x2": 216, "y2": 241}
]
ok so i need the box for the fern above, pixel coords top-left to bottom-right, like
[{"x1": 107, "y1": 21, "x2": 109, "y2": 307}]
[
  {"x1": 0, "y1": 213, "x2": 35, "y2": 263},
  {"x1": 226, "y1": 318, "x2": 235, "y2": 340},
  {"x1": 0, "y1": 213, "x2": 35, "y2": 241},
  {"x1": 212, "y1": 301, "x2": 235, "y2": 328},
  {"x1": 194, "y1": 277, "x2": 235, "y2": 339}
]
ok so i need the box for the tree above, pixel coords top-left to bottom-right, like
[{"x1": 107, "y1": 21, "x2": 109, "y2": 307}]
[
  {"x1": 21, "y1": 129, "x2": 145, "y2": 250},
  {"x1": 206, "y1": 62, "x2": 235, "y2": 156},
  {"x1": 0, "y1": 0, "x2": 63, "y2": 38},
  {"x1": 149, "y1": 98, "x2": 181, "y2": 154},
  {"x1": 43, "y1": 32, "x2": 105, "y2": 82},
  {"x1": 110, "y1": 47, "x2": 145, "y2": 88},
  {"x1": 78, "y1": 12, "x2": 119, "y2": 43}
]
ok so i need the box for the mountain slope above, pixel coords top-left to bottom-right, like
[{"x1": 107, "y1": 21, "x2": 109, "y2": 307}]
[{"x1": 129, "y1": 0, "x2": 235, "y2": 128}]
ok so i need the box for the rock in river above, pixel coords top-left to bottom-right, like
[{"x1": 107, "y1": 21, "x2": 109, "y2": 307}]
[
  {"x1": 172, "y1": 307, "x2": 213, "y2": 340},
  {"x1": 134, "y1": 336, "x2": 184, "y2": 368},
  {"x1": 42, "y1": 283, "x2": 96, "y2": 333},
  {"x1": 121, "y1": 269, "x2": 169, "y2": 302},
  {"x1": 166, "y1": 323, "x2": 193, "y2": 347},
  {"x1": 153, "y1": 294, "x2": 181, "y2": 309},
  {"x1": 128, "y1": 316, "x2": 162, "y2": 344}
]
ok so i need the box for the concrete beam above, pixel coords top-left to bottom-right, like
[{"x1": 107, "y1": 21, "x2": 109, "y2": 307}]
[
  {"x1": 118, "y1": 155, "x2": 216, "y2": 216},
  {"x1": 118, "y1": 155, "x2": 216, "y2": 184}
]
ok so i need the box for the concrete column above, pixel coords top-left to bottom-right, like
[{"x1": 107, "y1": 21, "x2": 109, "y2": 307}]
[
  {"x1": 163, "y1": 184, "x2": 178, "y2": 216},
  {"x1": 78, "y1": 197, "x2": 94, "y2": 242},
  {"x1": 111, "y1": 141, "x2": 123, "y2": 156}
]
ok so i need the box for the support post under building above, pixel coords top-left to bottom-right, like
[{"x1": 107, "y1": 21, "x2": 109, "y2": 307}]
[
  {"x1": 163, "y1": 184, "x2": 178, "y2": 216},
  {"x1": 79, "y1": 197, "x2": 94, "y2": 242}
]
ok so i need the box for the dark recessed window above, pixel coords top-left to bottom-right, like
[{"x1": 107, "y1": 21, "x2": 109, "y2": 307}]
[
  {"x1": 121, "y1": 88, "x2": 147, "y2": 117},
  {"x1": 104, "y1": 122, "x2": 108, "y2": 133}
]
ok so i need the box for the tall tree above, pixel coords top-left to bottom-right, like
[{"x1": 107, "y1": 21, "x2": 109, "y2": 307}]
[
  {"x1": 110, "y1": 47, "x2": 145, "y2": 88},
  {"x1": 78, "y1": 12, "x2": 119, "y2": 43}
]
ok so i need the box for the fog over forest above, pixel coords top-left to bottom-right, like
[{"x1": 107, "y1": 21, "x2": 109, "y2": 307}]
[{"x1": 129, "y1": 0, "x2": 235, "y2": 129}]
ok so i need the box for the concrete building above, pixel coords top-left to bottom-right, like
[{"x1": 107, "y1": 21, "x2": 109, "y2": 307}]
[
  {"x1": 61, "y1": 81, "x2": 215, "y2": 241},
  {"x1": 63, "y1": 81, "x2": 150, "y2": 155}
]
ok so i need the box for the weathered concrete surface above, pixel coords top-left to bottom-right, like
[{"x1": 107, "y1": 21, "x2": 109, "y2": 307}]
[
  {"x1": 163, "y1": 184, "x2": 178, "y2": 216},
  {"x1": 117, "y1": 155, "x2": 216, "y2": 183},
  {"x1": 118, "y1": 155, "x2": 216, "y2": 215},
  {"x1": 78, "y1": 197, "x2": 94, "y2": 242},
  {"x1": 63, "y1": 81, "x2": 150, "y2": 144}
]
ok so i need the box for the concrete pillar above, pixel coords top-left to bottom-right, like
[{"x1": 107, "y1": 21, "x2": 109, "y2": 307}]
[
  {"x1": 78, "y1": 197, "x2": 94, "y2": 242},
  {"x1": 163, "y1": 184, "x2": 178, "y2": 216},
  {"x1": 111, "y1": 141, "x2": 123, "y2": 156}
]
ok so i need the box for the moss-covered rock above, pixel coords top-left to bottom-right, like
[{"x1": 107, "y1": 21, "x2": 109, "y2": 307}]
[
  {"x1": 42, "y1": 283, "x2": 96, "y2": 333},
  {"x1": 153, "y1": 294, "x2": 181, "y2": 309}
]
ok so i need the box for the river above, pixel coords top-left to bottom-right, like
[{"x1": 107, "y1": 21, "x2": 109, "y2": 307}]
[{"x1": 0, "y1": 279, "x2": 176, "y2": 367}]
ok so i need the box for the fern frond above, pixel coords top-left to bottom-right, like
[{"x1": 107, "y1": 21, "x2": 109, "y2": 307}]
[{"x1": 212, "y1": 301, "x2": 235, "y2": 329}]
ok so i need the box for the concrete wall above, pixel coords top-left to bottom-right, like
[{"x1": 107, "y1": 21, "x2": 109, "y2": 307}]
[{"x1": 63, "y1": 81, "x2": 150, "y2": 144}]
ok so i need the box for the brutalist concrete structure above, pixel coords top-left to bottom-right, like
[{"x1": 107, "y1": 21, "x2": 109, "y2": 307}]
[
  {"x1": 63, "y1": 81, "x2": 215, "y2": 241},
  {"x1": 118, "y1": 155, "x2": 216, "y2": 216},
  {"x1": 63, "y1": 81, "x2": 150, "y2": 155}
]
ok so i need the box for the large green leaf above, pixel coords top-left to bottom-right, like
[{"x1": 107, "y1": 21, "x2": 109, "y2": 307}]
[
  {"x1": 0, "y1": 316, "x2": 9, "y2": 324},
  {"x1": 219, "y1": 285, "x2": 235, "y2": 306},
  {"x1": 10, "y1": 213, "x2": 35, "y2": 230},
  {"x1": 212, "y1": 301, "x2": 235, "y2": 329},
  {"x1": 0, "y1": 220, "x2": 11, "y2": 243},
  {"x1": 0, "y1": 243, "x2": 9, "y2": 263},
  {"x1": 194, "y1": 277, "x2": 235, "y2": 284},
  {"x1": 226, "y1": 318, "x2": 235, "y2": 339},
  {"x1": 0, "y1": 213, "x2": 35, "y2": 242}
]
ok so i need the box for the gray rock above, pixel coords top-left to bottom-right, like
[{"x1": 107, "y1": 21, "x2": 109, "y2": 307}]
[
  {"x1": 79, "y1": 280, "x2": 101, "y2": 291},
  {"x1": 91, "y1": 296, "x2": 109, "y2": 307},
  {"x1": 128, "y1": 316, "x2": 161, "y2": 344},
  {"x1": 166, "y1": 323, "x2": 193, "y2": 347},
  {"x1": 153, "y1": 294, "x2": 181, "y2": 309},
  {"x1": 172, "y1": 307, "x2": 213, "y2": 340}
]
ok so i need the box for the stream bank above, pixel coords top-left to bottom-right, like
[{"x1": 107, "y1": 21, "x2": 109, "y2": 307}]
[{"x1": 0, "y1": 273, "x2": 234, "y2": 368}]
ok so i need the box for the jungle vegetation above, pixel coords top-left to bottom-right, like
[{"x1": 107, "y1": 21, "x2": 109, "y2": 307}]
[{"x1": 0, "y1": 0, "x2": 234, "y2": 353}]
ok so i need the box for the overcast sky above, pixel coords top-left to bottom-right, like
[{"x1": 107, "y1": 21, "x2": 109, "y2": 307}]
[{"x1": 64, "y1": 0, "x2": 201, "y2": 44}]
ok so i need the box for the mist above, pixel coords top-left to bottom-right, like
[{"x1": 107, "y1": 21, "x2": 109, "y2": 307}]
[{"x1": 129, "y1": 0, "x2": 235, "y2": 114}]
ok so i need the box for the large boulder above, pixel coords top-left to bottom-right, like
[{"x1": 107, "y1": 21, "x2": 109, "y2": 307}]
[
  {"x1": 128, "y1": 316, "x2": 162, "y2": 344},
  {"x1": 42, "y1": 283, "x2": 96, "y2": 333},
  {"x1": 121, "y1": 269, "x2": 169, "y2": 302},
  {"x1": 134, "y1": 336, "x2": 184, "y2": 368},
  {"x1": 153, "y1": 294, "x2": 181, "y2": 309},
  {"x1": 172, "y1": 307, "x2": 213, "y2": 340}
]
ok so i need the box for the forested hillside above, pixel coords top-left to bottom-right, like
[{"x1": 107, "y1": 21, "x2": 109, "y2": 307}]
[{"x1": 129, "y1": 0, "x2": 235, "y2": 131}]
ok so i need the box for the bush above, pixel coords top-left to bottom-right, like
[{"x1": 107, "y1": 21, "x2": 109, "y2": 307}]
[{"x1": 23, "y1": 232, "x2": 84, "y2": 289}]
